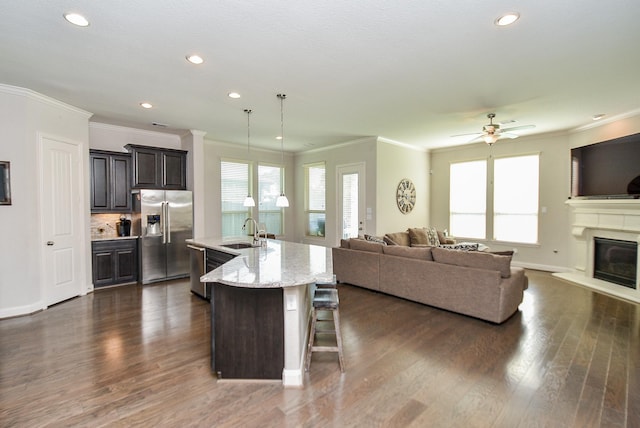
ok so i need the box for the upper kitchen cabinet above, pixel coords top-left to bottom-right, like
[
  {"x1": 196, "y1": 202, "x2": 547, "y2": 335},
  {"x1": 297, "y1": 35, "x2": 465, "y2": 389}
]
[
  {"x1": 90, "y1": 150, "x2": 132, "y2": 213},
  {"x1": 125, "y1": 144, "x2": 187, "y2": 190}
]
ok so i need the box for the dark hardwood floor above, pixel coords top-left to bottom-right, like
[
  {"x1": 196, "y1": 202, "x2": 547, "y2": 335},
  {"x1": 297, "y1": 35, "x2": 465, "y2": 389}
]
[{"x1": 1, "y1": 271, "x2": 638, "y2": 427}]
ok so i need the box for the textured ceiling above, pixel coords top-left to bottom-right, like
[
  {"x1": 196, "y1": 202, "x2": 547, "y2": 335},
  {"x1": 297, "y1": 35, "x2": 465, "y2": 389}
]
[{"x1": 1, "y1": 1, "x2": 639, "y2": 152}]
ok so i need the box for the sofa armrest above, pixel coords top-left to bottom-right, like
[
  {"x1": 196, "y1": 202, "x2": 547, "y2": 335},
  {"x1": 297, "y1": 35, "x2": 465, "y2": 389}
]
[{"x1": 332, "y1": 247, "x2": 380, "y2": 291}]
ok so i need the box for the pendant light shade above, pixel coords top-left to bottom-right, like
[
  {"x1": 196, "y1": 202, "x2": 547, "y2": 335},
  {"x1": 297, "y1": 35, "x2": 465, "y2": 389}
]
[
  {"x1": 243, "y1": 108, "x2": 256, "y2": 207},
  {"x1": 276, "y1": 94, "x2": 289, "y2": 208}
]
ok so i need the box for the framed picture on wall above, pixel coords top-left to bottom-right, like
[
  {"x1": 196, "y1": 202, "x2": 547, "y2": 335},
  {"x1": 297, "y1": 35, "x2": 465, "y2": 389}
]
[{"x1": 0, "y1": 161, "x2": 11, "y2": 205}]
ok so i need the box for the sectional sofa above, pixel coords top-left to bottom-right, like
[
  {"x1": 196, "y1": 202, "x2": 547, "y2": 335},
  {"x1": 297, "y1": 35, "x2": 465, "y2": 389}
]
[{"x1": 332, "y1": 236, "x2": 528, "y2": 324}]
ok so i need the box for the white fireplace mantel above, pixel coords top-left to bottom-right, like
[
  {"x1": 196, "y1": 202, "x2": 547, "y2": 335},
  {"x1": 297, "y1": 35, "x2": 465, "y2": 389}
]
[{"x1": 554, "y1": 198, "x2": 640, "y2": 303}]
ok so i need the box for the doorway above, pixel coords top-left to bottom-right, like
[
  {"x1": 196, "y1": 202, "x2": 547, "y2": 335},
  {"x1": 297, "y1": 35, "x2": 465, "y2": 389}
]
[
  {"x1": 337, "y1": 162, "x2": 365, "y2": 241},
  {"x1": 40, "y1": 135, "x2": 85, "y2": 306}
]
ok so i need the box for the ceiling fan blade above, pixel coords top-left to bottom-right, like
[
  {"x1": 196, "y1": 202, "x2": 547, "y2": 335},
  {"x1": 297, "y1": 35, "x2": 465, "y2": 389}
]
[
  {"x1": 500, "y1": 124, "x2": 535, "y2": 133},
  {"x1": 451, "y1": 131, "x2": 482, "y2": 138},
  {"x1": 468, "y1": 135, "x2": 485, "y2": 144},
  {"x1": 499, "y1": 132, "x2": 520, "y2": 139}
]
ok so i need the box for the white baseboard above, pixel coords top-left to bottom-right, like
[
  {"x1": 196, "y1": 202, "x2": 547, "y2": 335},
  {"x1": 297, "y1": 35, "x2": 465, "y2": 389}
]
[{"x1": 0, "y1": 300, "x2": 46, "y2": 319}]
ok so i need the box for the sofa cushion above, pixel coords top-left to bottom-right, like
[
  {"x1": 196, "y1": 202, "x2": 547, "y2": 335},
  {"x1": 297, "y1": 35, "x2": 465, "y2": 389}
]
[
  {"x1": 383, "y1": 231, "x2": 410, "y2": 246},
  {"x1": 431, "y1": 246, "x2": 512, "y2": 278},
  {"x1": 383, "y1": 244, "x2": 433, "y2": 261},
  {"x1": 349, "y1": 238, "x2": 384, "y2": 253},
  {"x1": 364, "y1": 234, "x2": 387, "y2": 245},
  {"x1": 408, "y1": 227, "x2": 440, "y2": 246}
]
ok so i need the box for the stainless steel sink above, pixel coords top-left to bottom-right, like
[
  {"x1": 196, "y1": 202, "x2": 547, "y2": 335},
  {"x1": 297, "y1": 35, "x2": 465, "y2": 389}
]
[{"x1": 221, "y1": 242, "x2": 256, "y2": 249}]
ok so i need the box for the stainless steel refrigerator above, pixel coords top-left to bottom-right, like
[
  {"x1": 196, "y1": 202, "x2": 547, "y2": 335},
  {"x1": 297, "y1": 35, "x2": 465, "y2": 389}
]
[{"x1": 133, "y1": 189, "x2": 193, "y2": 284}]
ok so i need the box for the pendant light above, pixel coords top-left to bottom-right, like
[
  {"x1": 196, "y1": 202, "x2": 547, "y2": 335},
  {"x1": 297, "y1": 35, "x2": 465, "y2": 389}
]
[
  {"x1": 275, "y1": 94, "x2": 290, "y2": 208},
  {"x1": 243, "y1": 108, "x2": 256, "y2": 207}
]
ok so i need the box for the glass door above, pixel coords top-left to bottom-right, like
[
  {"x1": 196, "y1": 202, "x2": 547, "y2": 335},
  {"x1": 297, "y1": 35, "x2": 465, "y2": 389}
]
[{"x1": 337, "y1": 163, "x2": 365, "y2": 240}]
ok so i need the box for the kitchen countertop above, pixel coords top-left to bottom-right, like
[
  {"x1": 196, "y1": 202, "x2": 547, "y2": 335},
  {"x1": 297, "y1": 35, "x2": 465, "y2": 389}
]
[
  {"x1": 91, "y1": 235, "x2": 139, "y2": 242},
  {"x1": 190, "y1": 238, "x2": 334, "y2": 289}
]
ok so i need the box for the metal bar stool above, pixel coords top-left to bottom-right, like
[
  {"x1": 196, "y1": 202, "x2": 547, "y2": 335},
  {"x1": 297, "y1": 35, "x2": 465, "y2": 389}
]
[{"x1": 305, "y1": 281, "x2": 345, "y2": 372}]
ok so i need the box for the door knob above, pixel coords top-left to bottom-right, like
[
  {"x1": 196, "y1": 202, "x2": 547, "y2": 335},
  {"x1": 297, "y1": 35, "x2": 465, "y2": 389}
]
[{"x1": 46, "y1": 241, "x2": 54, "y2": 246}]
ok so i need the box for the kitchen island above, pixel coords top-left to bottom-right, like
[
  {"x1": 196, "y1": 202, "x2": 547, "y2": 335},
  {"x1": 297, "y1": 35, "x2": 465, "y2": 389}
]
[{"x1": 190, "y1": 238, "x2": 334, "y2": 387}]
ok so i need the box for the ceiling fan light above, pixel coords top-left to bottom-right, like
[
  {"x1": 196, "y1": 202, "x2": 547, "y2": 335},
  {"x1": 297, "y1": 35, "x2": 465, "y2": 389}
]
[
  {"x1": 484, "y1": 134, "x2": 499, "y2": 145},
  {"x1": 495, "y1": 13, "x2": 520, "y2": 26}
]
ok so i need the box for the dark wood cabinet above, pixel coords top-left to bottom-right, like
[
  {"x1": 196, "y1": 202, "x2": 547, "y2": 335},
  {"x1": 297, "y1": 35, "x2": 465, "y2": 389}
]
[
  {"x1": 125, "y1": 144, "x2": 187, "y2": 190},
  {"x1": 211, "y1": 284, "x2": 284, "y2": 379},
  {"x1": 90, "y1": 150, "x2": 132, "y2": 213},
  {"x1": 92, "y1": 239, "x2": 138, "y2": 287}
]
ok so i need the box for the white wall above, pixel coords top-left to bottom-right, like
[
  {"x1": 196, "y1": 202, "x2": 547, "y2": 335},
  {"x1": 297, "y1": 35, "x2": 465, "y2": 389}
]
[
  {"x1": 201, "y1": 138, "x2": 295, "y2": 240},
  {"x1": 89, "y1": 122, "x2": 183, "y2": 152},
  {"x1": 430, "y1": 132, "x2": 571, "y2": 271},
  {"x1": 430, "y1": 112, "x2": 640, "y2": 272},
  {"x1": 375, "y1": 139, "x2": 430, "y2": 235},
  {"x1": 0, "y1": 84, "x2": 91, "y2": 317},
  {"x1": 294, "y1": 137, "x2": 378, "y2": 248}
]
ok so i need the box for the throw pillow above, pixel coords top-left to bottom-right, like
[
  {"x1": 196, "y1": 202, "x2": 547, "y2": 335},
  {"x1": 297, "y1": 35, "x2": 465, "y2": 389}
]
[
  {"x1": 383, "y1": 231, "x2": 411, "y2": 246},
  {"x1": 431, "y1": 246, "x2": 512, "y2": 278},
  {"x1": 364, "y1": 234, "x2": 387, "y2": 245},
  {"x1": 383, "y1": 245, "x2": 433, "y2": 261},
  {"x1": 439, "y1": 243, "x2": 479, "y2": 251},
  {"x1": 426, "y1": 227, "x2": 441, "y2": 246},
  {"x1": 408, "y1": 228, "x2": 429, "y2": 246}
]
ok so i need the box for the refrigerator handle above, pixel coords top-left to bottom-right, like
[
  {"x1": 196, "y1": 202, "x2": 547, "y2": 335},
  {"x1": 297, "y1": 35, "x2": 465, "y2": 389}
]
[
  {"x1": 161, "y1": 201, "x2": 167, "y2": 244},
  {"x1": 166, "y1": 200, "x2": 171, "y2": 243}
]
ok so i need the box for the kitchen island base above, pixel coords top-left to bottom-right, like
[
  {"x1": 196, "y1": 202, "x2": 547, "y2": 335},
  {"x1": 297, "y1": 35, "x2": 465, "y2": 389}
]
[{"x1": 212, "y1": 283, "x2": 284, "y2": 380}]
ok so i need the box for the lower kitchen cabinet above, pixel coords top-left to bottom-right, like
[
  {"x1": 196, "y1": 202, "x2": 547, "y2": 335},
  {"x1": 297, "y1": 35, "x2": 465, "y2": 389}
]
[{"x1": 92, "y1": 239, "x2": 138, "y2": 287}]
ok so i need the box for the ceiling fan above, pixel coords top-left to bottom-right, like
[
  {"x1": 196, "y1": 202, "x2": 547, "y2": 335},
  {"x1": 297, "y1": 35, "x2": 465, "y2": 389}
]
[{"x1": 452, "y1": 113, "x2": 535, "y2": 145}]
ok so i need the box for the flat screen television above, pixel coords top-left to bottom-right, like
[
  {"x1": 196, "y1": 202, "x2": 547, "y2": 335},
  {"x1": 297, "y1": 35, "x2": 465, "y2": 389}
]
[{"x1": 571, "y1": 132, "x2": 640, "y2": 199}]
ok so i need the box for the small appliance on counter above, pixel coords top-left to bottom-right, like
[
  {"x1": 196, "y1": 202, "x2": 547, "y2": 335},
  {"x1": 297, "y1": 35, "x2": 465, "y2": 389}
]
[{"x1": 117, "y1": 215, "x2": 131, "y2": 237}]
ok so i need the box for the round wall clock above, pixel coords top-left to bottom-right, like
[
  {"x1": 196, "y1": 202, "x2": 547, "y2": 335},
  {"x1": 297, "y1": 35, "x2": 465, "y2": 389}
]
[{"x1": 396, "y1": 178, "x2": 416, "y2": 214}]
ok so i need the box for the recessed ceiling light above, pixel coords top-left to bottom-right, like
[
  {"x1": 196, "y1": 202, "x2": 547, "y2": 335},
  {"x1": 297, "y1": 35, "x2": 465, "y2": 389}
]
[
  {"x1": 228, "y1": 92, "x2": 241, "y2": 99},
  {"x1": 140, "y1": 102, "x2": 153, "y2": 109},
  {"x1": 592, "y1": 114, "x2": 606, "y2": 121},
  {"x1": 495, "y1": 12, "x2": 520, "y2": 26},
  {"x1": 63, "y1": 13, "x2": 89, "y2": 27},
  {"x1": 186, "y1": 54, "x2": 204, "y2": 65},
  {"x1": 276, "y1": 136, "x2": 283, "y2": 140}
]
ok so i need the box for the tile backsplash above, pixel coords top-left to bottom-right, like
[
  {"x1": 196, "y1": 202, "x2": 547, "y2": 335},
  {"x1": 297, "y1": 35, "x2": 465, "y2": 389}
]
[{"x1": 91, "y1": 213, "x2": 133, "y2": 239}]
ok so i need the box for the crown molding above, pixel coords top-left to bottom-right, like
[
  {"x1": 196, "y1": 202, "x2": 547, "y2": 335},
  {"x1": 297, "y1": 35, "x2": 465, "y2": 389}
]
[{"x1": 0, "y1": 83, "x2": 92, "y2": 118}]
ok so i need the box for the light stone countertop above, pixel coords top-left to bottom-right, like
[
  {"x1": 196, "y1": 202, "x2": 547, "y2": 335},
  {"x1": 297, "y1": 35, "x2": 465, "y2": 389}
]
[
  {"x1": 91, "y1": 235, "x2": 139, "y2": 242},
  {"x1": 191, "y1": 238, "x2": 334, "y2": 289}
]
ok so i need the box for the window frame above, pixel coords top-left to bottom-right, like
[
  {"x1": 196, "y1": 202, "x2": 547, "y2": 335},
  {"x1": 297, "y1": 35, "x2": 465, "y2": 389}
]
[
  {"x1": 257, "y1": 162, "x2": 285, "y2": 236},
  {"x1": 304, "y1": 162, "x2": 326, "y2": 238},
  {"x1": 492, "y1": 153, "x2": 540, "y2": 244},
  {"x1": 220, "y1": 159, "x2": 252, "y2": 238}
]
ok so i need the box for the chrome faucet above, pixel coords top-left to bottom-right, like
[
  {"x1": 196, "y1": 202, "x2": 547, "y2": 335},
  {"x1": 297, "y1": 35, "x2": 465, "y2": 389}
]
[{"x1": 242, "y1": 217, "x2": 260, "y2": 245}]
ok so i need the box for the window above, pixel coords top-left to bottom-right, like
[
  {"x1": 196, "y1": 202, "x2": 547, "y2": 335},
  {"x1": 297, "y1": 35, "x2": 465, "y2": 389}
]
[
  {"x1": 258, "y1": 164, "x2": 283, "y2": 235},
  {"x1": 493, "y1": 154, "x2": 539, "y2": 243},
  {"x1": 305, "y1": 163, "x2": 326, "y2": 237},
  {"x1": 449, "y1": 160, "x2": 487, "y2": 239},
  {"x1": 449, "y1": 154, "x2": 540, "y2": 244},
  {"x1": 220, "y1": 160, "x2": 250, "y2": 238}
]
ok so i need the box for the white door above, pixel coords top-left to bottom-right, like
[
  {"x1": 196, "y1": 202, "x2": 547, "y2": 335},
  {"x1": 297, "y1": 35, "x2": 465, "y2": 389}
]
[
  {"x1": 337, "y1": 163, "x2": 366, "y2": 240},
  {"x1": 41, "y1": 136, "x2": 84, "y2": 306}
]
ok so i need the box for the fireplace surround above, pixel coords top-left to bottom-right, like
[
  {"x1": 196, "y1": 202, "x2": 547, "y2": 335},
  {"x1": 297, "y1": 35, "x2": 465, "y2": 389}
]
[{"x1": 555, "y1": 199, "x2": 640, "y2": 303}]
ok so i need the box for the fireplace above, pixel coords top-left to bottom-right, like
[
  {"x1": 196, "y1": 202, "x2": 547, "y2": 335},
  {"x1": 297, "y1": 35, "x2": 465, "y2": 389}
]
[
  {"x1": 555, "y1": 199, "x2": 640, "y2": 303},
  {"x1": 593, "y1": 237, "x2": 637, "y2": 288}
]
